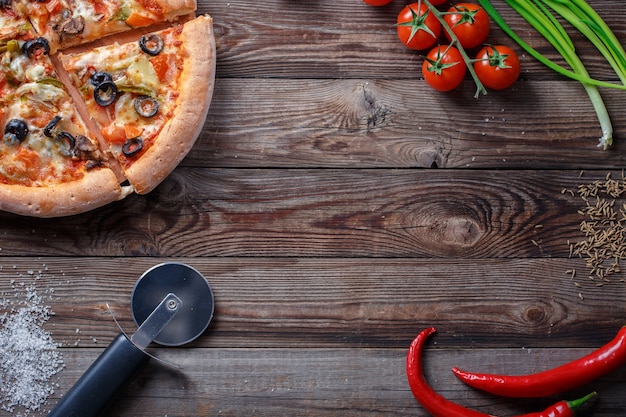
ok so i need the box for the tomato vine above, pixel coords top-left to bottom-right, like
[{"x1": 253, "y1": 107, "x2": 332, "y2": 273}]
[{"x1": 421, "y1": 0, "x2": 487, "y2": 98}]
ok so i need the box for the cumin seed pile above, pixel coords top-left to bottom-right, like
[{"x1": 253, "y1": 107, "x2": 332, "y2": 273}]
[{"x1": 566, "y1": 172, "x2": 626, "y2": 287}]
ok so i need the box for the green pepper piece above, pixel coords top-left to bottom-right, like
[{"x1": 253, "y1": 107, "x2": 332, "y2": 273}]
[
  {"x1": 37, "y1": 77, "x2": 65, "y2": 89},
  {"x1": 109, "y1": 5, "x2": 131, "y2": 22},
  {"x1": 116, "y1": 84, "x2": 156, "y2": 97},
  {"x1": 7, "y1": 39, "x2": 21, "y2": 54}
]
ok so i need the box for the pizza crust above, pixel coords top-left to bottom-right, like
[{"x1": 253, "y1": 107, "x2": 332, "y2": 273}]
[
  {"x1": 0, "y1": 168, "x2": 132, "y2": 218},
  {"x1": 124, "y1": 15, "x2": 216, "y2": 194},
  {"x1": 158, "y1": 0, "x2": 198, "y2": 17}
]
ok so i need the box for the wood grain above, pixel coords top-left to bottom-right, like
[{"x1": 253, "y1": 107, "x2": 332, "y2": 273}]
[
  {"x1": 41, "y1": 347, "x2": 625, "y2": 417},
  {"x1": 189, "y1": 78, "x2": 626, "y2": 169},
  {"x1": 0, "y1": 169, "x2": 619, "y2": 258},
  {"x1": 2, "y1": 257, "x2": 624, "y2": 350},
  {"x1": 2, "y1": 0, "x2": 626, "y2": 416}
]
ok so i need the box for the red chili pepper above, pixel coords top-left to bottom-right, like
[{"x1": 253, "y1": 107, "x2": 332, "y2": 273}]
[
  {"x1": 452, "y1": 325, "x2": 626, "y2": 398},
  {"x1": 406, "y1": 327, "x2": 596, "y2": 417}
]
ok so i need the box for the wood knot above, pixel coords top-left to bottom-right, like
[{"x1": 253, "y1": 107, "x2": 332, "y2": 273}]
[
  {"x1": 416, "y1": 149, "x2": 440, "y2": 168},
  {"x1": 354, "y1": 82, "x2": 390, "y2": 131},
  {"x1": 434, "y1": 217, "x2": 481, "y2": 247},
  {"x1": 524, "y1": 306, "x2": 547, "y2": 325}
]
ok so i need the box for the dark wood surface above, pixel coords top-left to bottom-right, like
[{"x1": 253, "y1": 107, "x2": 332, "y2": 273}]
[{"x1": 2, "y1": 0, "x2": 626, "y2": 415}]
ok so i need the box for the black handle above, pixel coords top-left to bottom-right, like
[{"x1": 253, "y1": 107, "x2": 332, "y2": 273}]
[{"x1": 47, "y1": 333, "x2": 150, "y2": 417}]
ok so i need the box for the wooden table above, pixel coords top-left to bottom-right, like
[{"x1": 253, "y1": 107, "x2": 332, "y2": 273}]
[{"x1": 2, "y1": 0, "x2": 626, "y2": 416}]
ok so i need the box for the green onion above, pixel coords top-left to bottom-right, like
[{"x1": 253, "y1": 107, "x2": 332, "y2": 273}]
[
  {"x1": 478, "y1": 0, "x2": 625, "y2": 149},
  {"x1": 542, "y1": 0, "x2": 626, "y2": 85},
  {"x1": 507, "y1": 0, "x2": 611, "y2": 148}
]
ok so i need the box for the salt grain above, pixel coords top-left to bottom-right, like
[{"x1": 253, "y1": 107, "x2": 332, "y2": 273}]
[{"x1": 0, "y1": 280, "x2": 64, "y2": 415}]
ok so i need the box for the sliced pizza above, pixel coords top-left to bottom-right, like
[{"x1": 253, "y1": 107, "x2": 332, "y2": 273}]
[
  {"x1": 15, "y1": 0, "x2": 197, "y2": 52},
  {"x1": 0, "y1": 36, "x2": 131, "y2": 217},
  {"x1": 59, "y1": 15, "x2": 215, "y2": 194},
  {"x1": 0, "y1": 3, "x2": 215, "y2": 217}
]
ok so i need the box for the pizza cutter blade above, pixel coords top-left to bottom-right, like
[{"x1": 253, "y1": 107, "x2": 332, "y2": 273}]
[{"x1": 47, "y1": 263, "x2": 214, "y2": 417}]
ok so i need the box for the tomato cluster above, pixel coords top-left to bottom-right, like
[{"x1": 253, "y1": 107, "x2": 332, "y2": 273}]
[
  {"x1": 363, "y1": 0, "x2": 521, "y2": 93},
  {"x1": 363, "y1": 0, "x2": 447, "y2": 5}
]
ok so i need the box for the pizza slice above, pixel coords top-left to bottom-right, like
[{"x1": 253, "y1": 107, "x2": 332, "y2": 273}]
[
  {"x1": 15, "y1": 0, "x2": 197, "y2": 52},
  {"x1": 0, "y1": 35, "x2": 131, "y2": 217},
  {"x1": 0, "y1": 1, "x2": 32, "y2": 43},
  {"x1": 59, "y1": 15, "x2": 215, "y2": 194}
]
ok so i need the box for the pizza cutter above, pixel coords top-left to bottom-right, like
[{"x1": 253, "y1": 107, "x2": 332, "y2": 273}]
[{"x1": 47, "y1": 262, "x2": 214, "y2": 417}]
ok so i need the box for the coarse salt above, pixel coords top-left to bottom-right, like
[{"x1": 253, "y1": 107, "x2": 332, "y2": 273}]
[{"x1": 0, "y1": 282, "x2": 64, "y2": 415}]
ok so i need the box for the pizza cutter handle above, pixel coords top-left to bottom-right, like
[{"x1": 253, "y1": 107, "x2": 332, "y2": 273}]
[{"x1": 47, "y1": 333, "x2": 150, "y2": 417}]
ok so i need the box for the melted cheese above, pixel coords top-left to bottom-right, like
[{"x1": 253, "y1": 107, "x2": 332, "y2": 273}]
[{"x1": 15, "y1": 82, "x2": 65, "y2": 103}]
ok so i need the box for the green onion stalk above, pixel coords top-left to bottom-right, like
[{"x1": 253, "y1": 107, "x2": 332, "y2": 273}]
[
  {"x1": 478, "y1": 0, "x2": 626, "y2": 149},
  {"x1": 542, "y1": 0, "x2": 626, "y2": 85}
]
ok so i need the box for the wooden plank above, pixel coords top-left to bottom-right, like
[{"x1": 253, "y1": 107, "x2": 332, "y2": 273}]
[
  {"x1": 191, "y1": 79, "x2": 626, "y2": 168},
  {"x1": 0, "y1": 169, "x2": 621, "y2": 258},
  {"x1": 42, "y1": 347, "x2": 624, "y2": 417},
  {"x1": 2, "y1": 257, "x2": 624, "y2": 349}
]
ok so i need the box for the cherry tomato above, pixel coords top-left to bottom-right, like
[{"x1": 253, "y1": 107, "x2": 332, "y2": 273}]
[
  {"x1": 473, "y1": 45, "x2": 520, "y2": 90},
  {"x1": 443, "y1": 3, "x2": 490, "y2": 49},
  {"x1": 397, "y1": 3, "x2": 441, "y2": 51},
  {"x1": 422, "y1": 45, "x2": 467, "y2": 92},
  {"x1": 362, "y1": 0, "x2": 392, "y2": 5},
  {"x1": 429, "y1": 0, "x2": 449, "y2": 4}
]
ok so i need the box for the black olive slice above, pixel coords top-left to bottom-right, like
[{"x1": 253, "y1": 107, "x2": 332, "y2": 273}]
[
  {"x1": 43, "y1": 115, "x2": 62, "y2": 137},
  {"x1": 4, "y1": 119, "x2": 29, "y2": 144},
  {"x1": 139, "y1": 34, "x2": 163, "y2": 56},
  {"x1": 134, "y1": 95, "x2": 159, "y2": 118},
  {"x1": 56, "y1": 131, "x2": 76, "y2": 155},
  {"x1": 89, "y1": 71, "x2": 113, "y2": 87},
  {"x1": 122, "y1": 137, "x2": 143, "y2": 157},
  {"x1": 0, "y1": 0, "x2": 11, "y2": 8},
  {"x1": 93, "y1": 81, "x2": 118, "y2": 106},
  {"x1": 22, "y1": 37, "x2": 50, "y2": 57}
]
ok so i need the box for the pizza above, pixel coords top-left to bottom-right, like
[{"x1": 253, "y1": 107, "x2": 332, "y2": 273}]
[
  {"x1": 0, "y1": 0, "x2": 216, "y2": 217},
  {"x1": 0, "y1": 32, "x2": 128, "y2": 216},
  {"x1": 15, "y1": 0, "x2": 197, "y2": 53},
  {"x1": 59, "y1": 17, "x2": 214, "y2": 194}
]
